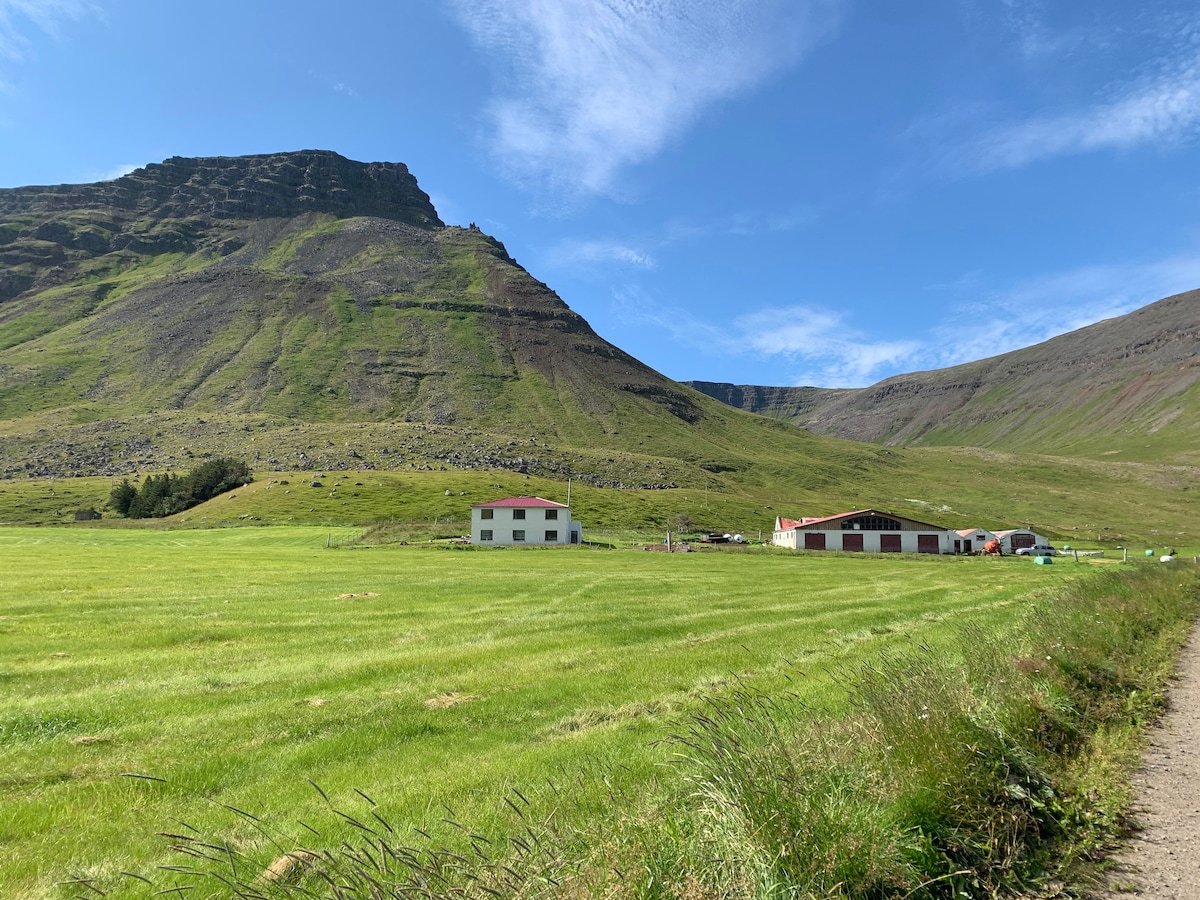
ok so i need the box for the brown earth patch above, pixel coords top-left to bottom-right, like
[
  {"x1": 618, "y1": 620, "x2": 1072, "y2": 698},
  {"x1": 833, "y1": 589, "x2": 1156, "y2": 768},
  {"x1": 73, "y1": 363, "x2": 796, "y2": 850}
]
[{"x1": 424, "y1": 692, "x2": 476, "y2": 710}]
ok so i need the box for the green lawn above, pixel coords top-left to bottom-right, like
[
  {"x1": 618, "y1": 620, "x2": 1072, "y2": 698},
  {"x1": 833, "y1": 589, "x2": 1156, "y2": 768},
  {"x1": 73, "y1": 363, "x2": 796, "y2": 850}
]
[{"x1": 1, "y1": 527, "x2": 1095, "y2": 898}]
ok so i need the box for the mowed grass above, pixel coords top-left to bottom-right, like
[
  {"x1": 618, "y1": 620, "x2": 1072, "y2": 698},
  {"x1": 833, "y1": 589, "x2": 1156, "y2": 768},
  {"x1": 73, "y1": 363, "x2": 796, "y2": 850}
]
[{"x1": 1, "y1": 527, "x2": 1094, "y2": 898}]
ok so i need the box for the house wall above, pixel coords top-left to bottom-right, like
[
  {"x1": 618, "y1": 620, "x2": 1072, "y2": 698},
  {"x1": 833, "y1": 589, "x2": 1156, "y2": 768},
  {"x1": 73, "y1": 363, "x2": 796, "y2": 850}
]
[{"x1": 471, "y1": 506, "x2": 578, "y2": 546}]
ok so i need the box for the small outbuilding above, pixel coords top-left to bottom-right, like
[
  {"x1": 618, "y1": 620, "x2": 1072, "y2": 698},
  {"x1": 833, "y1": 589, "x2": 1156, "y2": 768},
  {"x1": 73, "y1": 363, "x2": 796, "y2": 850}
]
[
  {"x1": 471, "y1": 497, "x2": 581, "y2": 546},
  {"x1": 953, "y1": 528, "x2": 998, "y2": 554},
  {"x1": 994, "y1": 529, "x2": 1047, "y2": 554},
  {"x1": 773, "y1": 509, "x2": 953, "y2": 554}
]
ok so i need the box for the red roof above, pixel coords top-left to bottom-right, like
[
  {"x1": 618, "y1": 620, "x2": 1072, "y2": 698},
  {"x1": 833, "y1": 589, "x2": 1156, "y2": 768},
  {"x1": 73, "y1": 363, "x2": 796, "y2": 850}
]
[{"x1": 473, "y1": 496, "x2": 568, "y2": 509}]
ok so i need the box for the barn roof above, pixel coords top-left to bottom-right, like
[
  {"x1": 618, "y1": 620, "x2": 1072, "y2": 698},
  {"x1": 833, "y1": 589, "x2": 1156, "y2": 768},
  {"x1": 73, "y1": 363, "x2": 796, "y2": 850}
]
[
  {"x1": 473, "y1": 496, "x2": 568, "y2": 509},
  {"x1": 777, "y1": 508, "x2": 949, "y2": 531}
]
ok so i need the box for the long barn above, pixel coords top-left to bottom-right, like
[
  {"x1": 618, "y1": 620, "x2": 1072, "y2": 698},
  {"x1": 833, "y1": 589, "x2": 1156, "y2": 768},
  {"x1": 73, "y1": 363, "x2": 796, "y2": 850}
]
[{"x1": 772, "y1": 509, "x2": 953, "y2": 554}]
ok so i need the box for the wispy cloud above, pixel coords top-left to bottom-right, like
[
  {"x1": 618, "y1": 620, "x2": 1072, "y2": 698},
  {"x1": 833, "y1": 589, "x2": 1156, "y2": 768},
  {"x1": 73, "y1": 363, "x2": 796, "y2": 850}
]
[
  {"x1": 93, "y1": 162, "x2": 138, "y2": 181},
  {"x1": 550, "y1": 239, "x2": 657, "y2": 269},
  {"x1": 612, "y1": 288, "x2": 923, "y2": 387},
  {"x1": 927, "y1": 253, "x2": 1200, "y2": 367},
  {"x1": 733, "y1": 307, "x2": 924, "y2": 386},
  {"x1": 0, "y1": 0, "x2": 94, "y2": 63},
  {"x1": 951, "y1": 44, "x2": 1200, "y2": 174},
  {"x1": 449, "y1": 0, "x2": 841, "y2": 197},
  {"x1": 614, "y1": 251, "x2": 1200, "y2": 387},
  {"x1": 547, "y1": 205, "x2": 818, "y2": 274}
]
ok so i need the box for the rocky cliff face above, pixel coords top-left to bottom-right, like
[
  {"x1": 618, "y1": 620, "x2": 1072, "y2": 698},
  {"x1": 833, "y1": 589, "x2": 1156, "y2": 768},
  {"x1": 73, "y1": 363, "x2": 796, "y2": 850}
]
[{"x1": 0, "y1": 150, "x2": 443, "y2": 226}]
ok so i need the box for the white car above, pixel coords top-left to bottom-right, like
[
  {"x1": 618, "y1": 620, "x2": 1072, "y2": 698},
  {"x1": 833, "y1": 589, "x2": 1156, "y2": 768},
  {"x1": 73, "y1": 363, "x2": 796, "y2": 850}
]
[{"x1": 1015, "y1": 544, "x2": 1056, "y2": 557}]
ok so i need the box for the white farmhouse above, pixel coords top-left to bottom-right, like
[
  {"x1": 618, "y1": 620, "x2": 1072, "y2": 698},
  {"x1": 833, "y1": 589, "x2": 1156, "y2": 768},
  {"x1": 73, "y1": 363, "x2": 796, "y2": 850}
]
[
  {"x1": 471, "y1": 497, "x2": 581, "y2": 546},
  {"x1": 773, "y1": 508, "x2": 953, "y2": 554},
  {"x1": 993, "y1": 529, "x2": 1047, "y2": 554}
]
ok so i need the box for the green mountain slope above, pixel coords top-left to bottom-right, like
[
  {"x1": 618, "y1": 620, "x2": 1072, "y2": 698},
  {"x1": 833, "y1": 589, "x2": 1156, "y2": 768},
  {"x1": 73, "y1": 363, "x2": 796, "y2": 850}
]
[
  {"x1": 0, "y1": 151, "x2": 907, "y2": 493},
  {"x1": 689, "y1": 288, "x2": 1200, "y2": 465}
]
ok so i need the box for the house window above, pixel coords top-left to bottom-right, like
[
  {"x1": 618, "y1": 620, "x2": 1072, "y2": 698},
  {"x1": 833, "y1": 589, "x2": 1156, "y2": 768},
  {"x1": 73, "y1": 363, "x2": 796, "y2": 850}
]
[
  {"x1": 545, "y1": 509, "x2": 558, "y2": 520},
  {"x1": 545, "y1": 530, "x2": 558, "y2": 542},
  {"x1": 513, "y1": 530, "x2": 525, "y2": 541},
  {"x1": 513, "y1": 509, "x2": 526, "y2": 520},
  {"x1": 479, "y1": 529, "x2": 493, "y2": 541},
  {"x1": 480, "y1": 509, "x2": 494, "y2": 520}
]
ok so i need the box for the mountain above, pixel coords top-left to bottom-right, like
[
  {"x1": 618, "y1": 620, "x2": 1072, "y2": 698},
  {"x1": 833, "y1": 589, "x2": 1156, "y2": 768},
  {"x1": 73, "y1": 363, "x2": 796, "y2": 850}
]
[
  {"x1": 0, "y1": 150, "x2": 899, "y2": 491},
  {"x1": 689, "y1": 288, "x2": 1200, "y2": 465}
]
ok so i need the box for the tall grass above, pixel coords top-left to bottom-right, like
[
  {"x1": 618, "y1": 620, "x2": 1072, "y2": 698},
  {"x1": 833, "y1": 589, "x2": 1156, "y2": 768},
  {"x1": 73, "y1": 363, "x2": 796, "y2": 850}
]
[
  {"x1": 148, "y1": 564, "x2": 1199, "y2": 899},
  {"x1": 598, "y1": 564, "x2": 1199, "y2": 899}
]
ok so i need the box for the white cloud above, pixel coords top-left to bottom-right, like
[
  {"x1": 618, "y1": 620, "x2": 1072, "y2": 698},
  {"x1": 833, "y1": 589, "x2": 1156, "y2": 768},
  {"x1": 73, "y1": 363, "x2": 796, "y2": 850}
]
[
  {"x1": 613, "y1": 251, "x2": 1200, "y2": 388},
  {"x1": 547, "y1": 205, "x2": 817, "y2": 275},
  {"x1": 927, "y1": 254, "x2": 1200, "y2": 367},
  {"x1": 733, "y1": 307, "x2": 923, "y2": 386},
  {"x1": 611, "y1": 289, "x2": 923, "y2": 388},
  {"x1": 0, "y1": 0, "x2": 94, "y2": 62},
  {"x1": 96, "y1": 162, "x2": 138, "y2": 181},
  {"x1": 449, "y1": 0, "x2": 841, "y2": 196},
  {"x1": 963, "y1": 52, "x2": 1200, "y2": 173},
  {"x1": 550, "y1": 238, "x2": 656, "y2": 269}
]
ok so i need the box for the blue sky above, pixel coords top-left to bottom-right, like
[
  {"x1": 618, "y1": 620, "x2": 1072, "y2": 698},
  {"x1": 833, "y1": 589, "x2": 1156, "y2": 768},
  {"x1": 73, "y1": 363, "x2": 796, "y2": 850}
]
[{"x1": 2, "y1": 0, "x2": 1199, "y2": 388}]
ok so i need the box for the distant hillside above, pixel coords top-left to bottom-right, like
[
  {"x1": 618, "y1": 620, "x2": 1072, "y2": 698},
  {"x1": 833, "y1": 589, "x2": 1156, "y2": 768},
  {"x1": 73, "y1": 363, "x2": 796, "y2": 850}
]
[
  {"x1": 689, "y1": 288, "x2": 1200, "y2": 465},
  {"x1": 0, "y1": 150, "x2": 905, "y2": 494}
]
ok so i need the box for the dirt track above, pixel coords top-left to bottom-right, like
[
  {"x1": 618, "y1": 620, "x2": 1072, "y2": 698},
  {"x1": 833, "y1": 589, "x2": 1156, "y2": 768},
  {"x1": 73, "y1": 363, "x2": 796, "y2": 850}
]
[{"x1": 1100, "y1": 632, "x2": 1200, "y2": 898}]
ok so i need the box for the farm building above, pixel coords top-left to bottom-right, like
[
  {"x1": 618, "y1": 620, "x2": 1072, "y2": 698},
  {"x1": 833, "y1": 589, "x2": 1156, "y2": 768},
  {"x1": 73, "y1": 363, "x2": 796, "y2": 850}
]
[
  {"x1": 953, "y1": 528, "x2": 998, "y2": 554},
  {"x1": 773, "y1": 509, "x2": 953, "y2": 554},
  {"x1": 471, "y1": 497, "x2": 581, "y2": 546},
  {"x1": 994, "y1": 529, "x2": 1047, "y2": 554}
]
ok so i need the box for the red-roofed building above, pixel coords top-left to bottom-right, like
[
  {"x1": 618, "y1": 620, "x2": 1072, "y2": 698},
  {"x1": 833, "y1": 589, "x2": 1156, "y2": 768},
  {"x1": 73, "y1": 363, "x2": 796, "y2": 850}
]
[
  {"x1": 471, "y1": 497, "x2": 581, "y2": 546},
  {"x1": 772, "y1": 508, "x2": 952, "y2": 554},
  {"x1": 953, "y1": 528, "x2": 998, "y2": 554}
]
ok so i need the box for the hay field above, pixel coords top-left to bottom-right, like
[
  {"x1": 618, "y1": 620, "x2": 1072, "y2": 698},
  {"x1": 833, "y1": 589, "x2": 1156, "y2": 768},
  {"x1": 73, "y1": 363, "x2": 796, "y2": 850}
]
[{"x1": 0, "y1": 527, "x2": 1086, "y2": 898}]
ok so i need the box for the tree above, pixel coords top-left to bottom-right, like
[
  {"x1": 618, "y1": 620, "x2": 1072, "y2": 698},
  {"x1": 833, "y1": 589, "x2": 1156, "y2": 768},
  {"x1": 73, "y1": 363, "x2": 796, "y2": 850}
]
[
  {"x1": 112, "y1": 459, "x2": 253, "y2": 519},
  {"x1": 110, "y1": 479, "x2": 138, "y2": 516}
]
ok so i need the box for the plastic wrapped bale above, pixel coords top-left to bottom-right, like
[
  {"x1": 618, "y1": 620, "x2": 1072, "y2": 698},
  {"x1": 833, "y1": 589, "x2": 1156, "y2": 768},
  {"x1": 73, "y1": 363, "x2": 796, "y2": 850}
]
[{"x1": 1034, "y1": 555, "x2": 1053, "y2": 565}]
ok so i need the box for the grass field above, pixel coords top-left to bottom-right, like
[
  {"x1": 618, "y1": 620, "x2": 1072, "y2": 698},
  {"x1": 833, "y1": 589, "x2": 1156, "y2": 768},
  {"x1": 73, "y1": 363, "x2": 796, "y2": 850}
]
[{"x1": 0, "y1": 526, "x2": 1101, "y2": 899}]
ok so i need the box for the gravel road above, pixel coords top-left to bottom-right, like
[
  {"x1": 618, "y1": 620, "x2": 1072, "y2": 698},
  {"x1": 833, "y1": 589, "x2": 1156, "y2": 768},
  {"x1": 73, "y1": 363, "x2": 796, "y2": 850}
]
[{"x1": 1100, "y1": 632, "x2": 1200, "y2": 898}]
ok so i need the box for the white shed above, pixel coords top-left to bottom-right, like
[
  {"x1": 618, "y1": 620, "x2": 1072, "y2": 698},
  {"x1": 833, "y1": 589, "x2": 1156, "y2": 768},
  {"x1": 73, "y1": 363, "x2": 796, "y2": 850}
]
[
  {"x1": 953, "y1": 528, "x2": 998, "y2": 554},
  {"x1": 994, "y1": 529, "x2": 1047, "y2": 554}
]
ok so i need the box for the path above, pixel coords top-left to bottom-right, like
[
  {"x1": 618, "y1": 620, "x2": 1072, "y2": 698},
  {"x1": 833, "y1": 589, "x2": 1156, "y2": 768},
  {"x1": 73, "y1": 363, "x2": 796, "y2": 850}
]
[{"x1": 1100, "y1": 634, "x2": 1200, "y2": 898}]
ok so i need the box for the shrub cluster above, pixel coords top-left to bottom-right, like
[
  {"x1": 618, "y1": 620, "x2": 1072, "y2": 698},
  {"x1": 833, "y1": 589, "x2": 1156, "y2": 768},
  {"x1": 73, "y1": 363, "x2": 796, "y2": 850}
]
[{"x1": 110, "y1": 458, "x2": 253, "y2": 518}]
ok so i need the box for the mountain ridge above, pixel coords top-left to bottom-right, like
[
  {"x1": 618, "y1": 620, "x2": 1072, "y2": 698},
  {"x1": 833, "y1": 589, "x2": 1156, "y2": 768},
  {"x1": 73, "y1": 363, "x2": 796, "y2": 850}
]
[
  {"x1": 689, "y1": 288, "x2": 1200, "y2": 465},
  {"x1": 0, "y1": 151, "x2": 880, "y2": 493}
]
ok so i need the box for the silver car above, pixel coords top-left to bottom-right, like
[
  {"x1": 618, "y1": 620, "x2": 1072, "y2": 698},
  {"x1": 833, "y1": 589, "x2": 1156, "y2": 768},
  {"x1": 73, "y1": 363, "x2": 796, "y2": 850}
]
[{"x1": 1015, "y1": 544, "x2": 1056, "y2": 557}]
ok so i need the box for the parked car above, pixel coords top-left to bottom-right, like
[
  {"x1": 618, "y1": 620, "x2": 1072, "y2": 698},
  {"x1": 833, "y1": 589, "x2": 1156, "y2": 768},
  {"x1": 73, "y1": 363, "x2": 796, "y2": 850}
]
[{"x1": 1015, "y1": 544, "x2": 1056, "y2": 556}]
